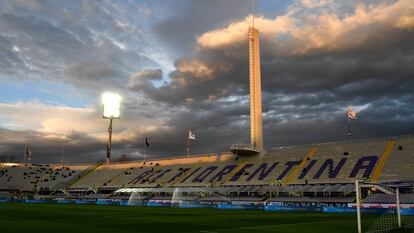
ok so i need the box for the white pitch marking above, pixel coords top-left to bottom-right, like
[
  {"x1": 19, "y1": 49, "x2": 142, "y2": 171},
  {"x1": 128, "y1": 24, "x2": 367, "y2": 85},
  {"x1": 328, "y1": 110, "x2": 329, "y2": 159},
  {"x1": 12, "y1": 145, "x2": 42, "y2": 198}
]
[{"x1": 198, "y1": 219, "x2": 341, "y2": 233}]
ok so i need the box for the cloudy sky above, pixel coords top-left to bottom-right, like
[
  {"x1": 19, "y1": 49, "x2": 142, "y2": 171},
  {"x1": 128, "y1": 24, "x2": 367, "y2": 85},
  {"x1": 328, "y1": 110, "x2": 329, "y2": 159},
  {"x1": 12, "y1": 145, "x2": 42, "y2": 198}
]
[{"x1": 0, "y1": 0, "x2": 413, "y2": 163}]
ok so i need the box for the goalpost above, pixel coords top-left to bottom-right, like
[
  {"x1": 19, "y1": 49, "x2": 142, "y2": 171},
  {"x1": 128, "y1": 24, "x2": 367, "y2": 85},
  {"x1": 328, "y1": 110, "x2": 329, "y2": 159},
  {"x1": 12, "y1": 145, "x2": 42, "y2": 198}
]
[{"x1": 355, "y1": 180, "x2": 412, "y2": 233}]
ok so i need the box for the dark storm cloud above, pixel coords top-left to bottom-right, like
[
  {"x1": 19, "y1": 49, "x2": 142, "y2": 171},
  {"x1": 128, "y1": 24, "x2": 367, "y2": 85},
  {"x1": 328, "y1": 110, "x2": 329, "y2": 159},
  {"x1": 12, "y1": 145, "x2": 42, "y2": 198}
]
[
  {"x1": 0, "y1": 128, "x2": 104, "y2": 163},
  {"x1": 131, "y1": 0, "x2": 414, "y2": 151},
  {"x1": 0, "y1": 1, "x2": 181, "y2": 162},
  {"x1": 154, "y1": 0, "x2": 251, "y2": 55},
  {"x1": 1, "y1": 0, "x2": 414, "y2": 163},
  {"x1": 0, "y1": 0, "x2": 162, "y2": 92},
  {"x1": 144, "y1": 2, "x2": 414, "y2": 105}
]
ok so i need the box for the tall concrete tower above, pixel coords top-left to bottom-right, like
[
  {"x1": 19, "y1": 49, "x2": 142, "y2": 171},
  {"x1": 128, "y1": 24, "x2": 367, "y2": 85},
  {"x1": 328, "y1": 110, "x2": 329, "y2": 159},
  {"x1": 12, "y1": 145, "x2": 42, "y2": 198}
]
[{"x1": 248, "y1": 26, "x2": 264, "y2": 151}]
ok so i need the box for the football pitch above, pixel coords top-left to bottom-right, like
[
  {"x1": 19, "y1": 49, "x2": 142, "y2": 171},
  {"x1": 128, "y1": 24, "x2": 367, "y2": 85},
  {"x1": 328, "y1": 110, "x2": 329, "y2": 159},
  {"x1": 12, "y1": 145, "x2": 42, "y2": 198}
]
[{"x1": 0, "y1": 203, "x2": 411, "y2": 233}]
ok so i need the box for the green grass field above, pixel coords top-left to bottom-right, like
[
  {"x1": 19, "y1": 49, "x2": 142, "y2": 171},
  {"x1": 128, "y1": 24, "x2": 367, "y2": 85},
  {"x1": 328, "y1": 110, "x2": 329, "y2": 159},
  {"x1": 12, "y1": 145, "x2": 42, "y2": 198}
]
[{"x1": 0, "y1": 203, "x2": 411, "y2": 233}]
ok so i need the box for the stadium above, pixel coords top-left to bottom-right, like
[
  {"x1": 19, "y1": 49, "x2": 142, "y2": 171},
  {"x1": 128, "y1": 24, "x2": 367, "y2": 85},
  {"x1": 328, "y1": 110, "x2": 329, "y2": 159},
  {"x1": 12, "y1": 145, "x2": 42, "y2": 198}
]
[
  {"x1": 1, "y1": 1, "x2": 414, "y2": 233},
  {"x1": 1, "y1": 135, "x2": 414, "y2": 232}
]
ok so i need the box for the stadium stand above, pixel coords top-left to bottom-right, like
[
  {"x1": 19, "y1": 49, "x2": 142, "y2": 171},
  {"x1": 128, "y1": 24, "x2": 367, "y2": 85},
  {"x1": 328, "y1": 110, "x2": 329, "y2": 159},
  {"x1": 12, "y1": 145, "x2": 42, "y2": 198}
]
[
  {"x1": 364, "y1": 194, "x2": 414, "y2": 204},
  {"x1": 268, "y1": 196, "x2": 355, "y2": 203},
  {"x1": 0, "y1": 164, "x2": 89, "y2": 191},
  {"x1": 1, "y1": 135, "x2": 413, "y2": 208}
]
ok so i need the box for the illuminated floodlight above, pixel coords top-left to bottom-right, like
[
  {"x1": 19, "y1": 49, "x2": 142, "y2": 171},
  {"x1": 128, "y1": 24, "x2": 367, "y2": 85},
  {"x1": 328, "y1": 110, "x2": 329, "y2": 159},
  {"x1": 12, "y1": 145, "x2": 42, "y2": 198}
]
[
  {"x1": 101, "y1": 92, "x2": 121, "y2": 164},
  {"x1": 102, "y1": 92, "x2": 121, "y2": 119}
]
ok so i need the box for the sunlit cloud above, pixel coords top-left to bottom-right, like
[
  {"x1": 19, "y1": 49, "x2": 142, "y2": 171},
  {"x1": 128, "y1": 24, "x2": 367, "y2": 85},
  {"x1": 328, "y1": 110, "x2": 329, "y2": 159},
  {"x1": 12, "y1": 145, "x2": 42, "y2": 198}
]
[
  {"x1": 197, "y1": 0, "x2": 414, "y2": 55},
  {"x1": 0, "y1": 0, "x2": 413, "y2": 163}
]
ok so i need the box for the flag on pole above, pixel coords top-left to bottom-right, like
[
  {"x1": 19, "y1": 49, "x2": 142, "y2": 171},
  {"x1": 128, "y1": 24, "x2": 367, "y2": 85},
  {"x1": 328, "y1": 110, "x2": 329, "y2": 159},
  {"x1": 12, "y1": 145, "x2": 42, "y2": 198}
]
[
  {"x1": 347, "y1": 107, "x2": 357, "y2": 120},
  {"x1": 187, "y1": 131, "x2": 196, "y2": 156},
  {"x1": 145, "y1": 137, "x2": 150, "y2": 147},
  {"x1": 143, "y1": 137, "x2": 149, "y2": 162},
  {"x1": 347, "y1": 107, "x2": 357, "y2": 137},
  {"x1": 188, "y1": 130, "x2": 196, "y2": 140},
  {"x1": 106, "y1": 144, "x2": 111, "y2": 159}
]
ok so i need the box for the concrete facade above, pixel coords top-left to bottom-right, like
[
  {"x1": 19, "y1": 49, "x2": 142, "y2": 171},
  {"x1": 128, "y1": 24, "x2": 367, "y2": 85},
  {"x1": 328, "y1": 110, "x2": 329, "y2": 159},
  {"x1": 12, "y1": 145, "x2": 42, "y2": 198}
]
[{"x1": 248, "y1": 26, "x2": 264, "y2": 151}]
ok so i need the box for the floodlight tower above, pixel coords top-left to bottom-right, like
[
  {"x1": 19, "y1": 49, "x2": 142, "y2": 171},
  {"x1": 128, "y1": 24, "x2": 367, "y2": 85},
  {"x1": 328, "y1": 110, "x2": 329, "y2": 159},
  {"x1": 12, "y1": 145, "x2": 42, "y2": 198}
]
[
  {"x1": 102, "y1": 93, "x2": 121, "y2": 164},
  {"x1": 230, "y1": 3, "x2": 264, "y2": 156},
  {"x1": 247, "y1": 0, "x2": 264, "y2": 151},
  {"x1": 248, "y1": 25, "x2": 263, "y2": 151}
]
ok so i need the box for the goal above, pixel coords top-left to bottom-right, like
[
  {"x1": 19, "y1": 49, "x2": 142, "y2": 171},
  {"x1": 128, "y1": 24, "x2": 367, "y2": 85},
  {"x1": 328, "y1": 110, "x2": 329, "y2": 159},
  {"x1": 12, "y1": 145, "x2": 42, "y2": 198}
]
[{"x1": 355, "y1": 180, "x2": 414, "y2": 233}]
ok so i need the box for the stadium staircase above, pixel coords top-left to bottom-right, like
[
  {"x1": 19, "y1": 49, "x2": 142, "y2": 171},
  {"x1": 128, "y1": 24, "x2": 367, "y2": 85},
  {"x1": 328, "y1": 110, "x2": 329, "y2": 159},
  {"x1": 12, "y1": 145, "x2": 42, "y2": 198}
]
[
  {"x1": 378, "y1": 136, "x2": 414, "y2": 181},
  {"x1": 282, "y1": 147, "x2": 317, "y2": 185},
  {"x1": 371, "y1": 139, "x2": 395, "y2": 182},
  {"x1": 65, "y1": 164, "x2": 101, "y2": 190},
  {"x1": 219, "y1": 158, "x2": 255, "y2": 186},
  {"x1": 104, "y1": 168, "x2": 130, "y2": 188}
]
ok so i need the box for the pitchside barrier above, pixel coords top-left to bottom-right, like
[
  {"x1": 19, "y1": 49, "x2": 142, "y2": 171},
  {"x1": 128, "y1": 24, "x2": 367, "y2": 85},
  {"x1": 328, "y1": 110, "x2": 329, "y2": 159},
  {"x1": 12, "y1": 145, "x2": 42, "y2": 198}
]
[{"x1": 2, "y1": 191, "x2": 414, "y2": 230}]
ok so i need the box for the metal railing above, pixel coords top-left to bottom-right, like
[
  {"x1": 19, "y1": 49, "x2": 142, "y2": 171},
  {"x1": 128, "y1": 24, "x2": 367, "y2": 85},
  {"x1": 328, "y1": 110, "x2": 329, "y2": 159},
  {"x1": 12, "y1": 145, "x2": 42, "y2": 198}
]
[
  {"x1": 269, "y1": 134, "x2": 414, "y2": 151},
  {"x1": 106, "y1": 151, "x2": 231, "y2": 165}
]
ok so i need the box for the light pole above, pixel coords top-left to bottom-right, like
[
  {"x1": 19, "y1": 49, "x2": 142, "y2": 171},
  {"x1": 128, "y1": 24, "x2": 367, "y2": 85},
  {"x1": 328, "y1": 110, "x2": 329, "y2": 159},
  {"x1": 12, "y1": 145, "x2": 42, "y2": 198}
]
[
  {"x1": 102, "y1": 93, "x2": 121, "y2": 164},
  {"x1": 61, "y1": 139, "x2": 65, "y2": 166}
]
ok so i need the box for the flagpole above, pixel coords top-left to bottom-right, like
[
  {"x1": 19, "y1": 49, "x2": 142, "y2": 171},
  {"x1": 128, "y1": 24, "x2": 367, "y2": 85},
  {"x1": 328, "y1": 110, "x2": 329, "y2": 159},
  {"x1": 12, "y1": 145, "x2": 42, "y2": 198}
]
[
  {"x1": 23, "y1": 144, "x2": 26, "y2": 163},
  {"x1": 187, "y1": 134, "x2": 190, "y2": 157},
  {"x1": 348, "y1": 116, "x2": 352, "y2": 137},
  {"x1": 61, "y1": 141, "x2": 65, "y2": 166},
  {"x1": 144, "y1": 141, "x2": 147, "y2": 162}
]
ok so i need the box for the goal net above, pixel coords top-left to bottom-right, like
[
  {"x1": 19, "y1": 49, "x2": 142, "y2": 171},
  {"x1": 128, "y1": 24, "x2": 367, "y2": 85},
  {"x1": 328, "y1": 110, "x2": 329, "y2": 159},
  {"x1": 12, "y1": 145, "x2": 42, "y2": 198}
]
[{"x1": 355, "y1": 180, "x2": 414, "y2": 233}]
